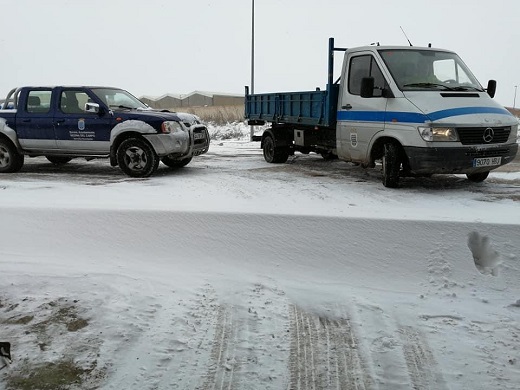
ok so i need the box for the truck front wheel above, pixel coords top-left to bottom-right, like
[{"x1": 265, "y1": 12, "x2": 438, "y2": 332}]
[
  {"x1": 382, "y1": 142, "x2": 401, "y2": 188},
  {"x1": 466, "y1": 172, "x2": 489, "y2": 183},
  {"x1": 117, "y1": 138, "x2": 159, "y2": 177},
  {"x1": 0, "y1": 138, "x2": 24, "y2": 173},
  {"x1": 263, "y1": 135, "x2": 289, "y2": 163}
]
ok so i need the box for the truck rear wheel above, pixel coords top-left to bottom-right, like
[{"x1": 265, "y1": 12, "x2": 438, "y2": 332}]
[
  {"x1": 382, "y1": 142, "x2": 401, "y2": 188},
  {"x1": 0, "y1": 138, "x2": 24, "y2": 173},
  {"x1": 117, "y1": 137, "x2": 159, "y2": 178},
  {"x1": 161, "y1": 156, "x2": 192, "y2": 168},
  {"x1": 466, "y1": 172, "x2": 489, "y2": 182},
  {"x1": 263, "y1": 135, "x2": 289, "y2": 163}
]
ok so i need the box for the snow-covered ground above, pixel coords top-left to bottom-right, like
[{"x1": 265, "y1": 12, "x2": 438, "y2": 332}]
[{"x1": 0, "y1": 126, "x2": 519, "y2": 389}]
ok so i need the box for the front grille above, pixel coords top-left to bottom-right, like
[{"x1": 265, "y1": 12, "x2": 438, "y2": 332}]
[
  {"x1": 192, "y1": 127, "x2": 209, "y2": 155},
  {"x1": 457, "y1": 126, "x2": 511, "y2": 145}
]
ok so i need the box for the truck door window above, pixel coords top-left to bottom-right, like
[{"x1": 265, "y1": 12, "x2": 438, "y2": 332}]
[
  {"x1": 26, "y1": 90, "x2": 52, "y2": 113},
  {"x1": 60, "y1": 90, "x2": 91, "y2": 114},
  {"x1": 348, "y1": 55, "x2": 386, "y2": 97}
]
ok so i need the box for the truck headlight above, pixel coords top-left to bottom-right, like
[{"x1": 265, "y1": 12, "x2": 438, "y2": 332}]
[
  {"x1": 418, "y1": 126, "x2": 459, "y2": 142},
  {"x1": 161, "y1": 121, "x2": 183, "y2": 134}
]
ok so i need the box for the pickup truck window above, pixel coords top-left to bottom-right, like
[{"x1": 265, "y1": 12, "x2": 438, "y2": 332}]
[
  {"x1": 91, "y1": 88, "x2": 148, "y2": 110},
  {"x1": 348, "y1": 55, "x2": 386, "y2": 97},
  {"x1": 26, "y1": 90, "x2": 52, "y2": 113},
  {"x1": 60, "y1": 90, "x2": 90, "y2": 114}
]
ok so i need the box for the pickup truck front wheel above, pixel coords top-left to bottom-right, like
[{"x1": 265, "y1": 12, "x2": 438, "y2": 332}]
[
  {"x1": 117, "y1": 138, "x2": 159, "y2": 178},
  {"x1": 0, "y1": 139, "x2": 24, "y2": 173}
]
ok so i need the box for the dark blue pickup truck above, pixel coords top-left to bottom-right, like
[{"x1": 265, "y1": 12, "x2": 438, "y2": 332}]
[{"x1": 0, "y1": 86, "x2": 210, "y2": 177}]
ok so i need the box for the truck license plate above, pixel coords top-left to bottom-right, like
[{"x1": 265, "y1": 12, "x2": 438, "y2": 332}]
[{"x1": 472, "y1": 157, "x2": 501, "y2": 167}]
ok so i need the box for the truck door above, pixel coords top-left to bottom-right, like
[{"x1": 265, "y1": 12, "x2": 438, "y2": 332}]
[
  {"x1": 337, "y1": 53, "x2": 389, "y2": 162},
  {"x1": 54, "y1": 88, "x2": 113, "y2": 153},
  {"x1": 15, "y1": 89, "x2": 57, "y2": 150}
]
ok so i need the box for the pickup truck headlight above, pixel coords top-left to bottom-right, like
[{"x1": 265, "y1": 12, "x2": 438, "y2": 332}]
[
  {"x1": 161, "y1": 121, "x2": 183, "y2": 134},
  {"x1": 418, "y1": 126, "x2": 459, "y2": 142}
]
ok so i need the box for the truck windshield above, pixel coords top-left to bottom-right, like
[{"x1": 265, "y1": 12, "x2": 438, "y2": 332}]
[
  {"x1": 378, "y1": 49, "x2": 483, "y2": 92},
  {"x1": 91, "y1": 88, "x2": 149, "y2": 110}
]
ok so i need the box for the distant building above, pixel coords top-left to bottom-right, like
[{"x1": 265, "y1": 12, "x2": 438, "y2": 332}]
[{"x1": 140, "y1": 91, "x2": 244, "y2": 109}]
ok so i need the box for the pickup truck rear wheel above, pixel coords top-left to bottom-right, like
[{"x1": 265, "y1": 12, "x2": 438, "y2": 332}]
[
  {"x1": 117, "y1": 138, "x2": 159, "y2": 178},
  {"x1": 161, "y1": 156, "x2": 192, "y2": 168},
  {"x1": 263, "y1": 135, "x2": 289, "y2": 163},
  {"x1": 382, "y1": 142, "x2": 401, "y2": 188},
  {"x1": 0, "y1": 139, "x2": 24, "y2": 173},
  {"x1": 466, "y1": 171, "x2": 489, "y2": 182},
  {"x1": 46, "y1": 156, "x2": 72, "y2": 165}
]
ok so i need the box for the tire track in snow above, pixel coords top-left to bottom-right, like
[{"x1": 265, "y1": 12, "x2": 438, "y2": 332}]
[
  {"x1": 287, "y1": 305, "x2": 374, "y2": 389},
  {"x1": 198, "y1": 305, "x2": 239, "y2": 390},
  {"x1": 399, "y1": 325, "x2": 447, "y2": 390}
]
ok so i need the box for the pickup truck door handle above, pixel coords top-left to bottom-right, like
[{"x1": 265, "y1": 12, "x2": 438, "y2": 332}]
[
  {"x1": 341, "y1": 104, "x2": 352, "y2": 110},
  {"x1": 22, "y1": 119, "x2": 31, "y2": 123},
  {"x1": 55, "y1": 119, "x2": 65, "y2": 124}
]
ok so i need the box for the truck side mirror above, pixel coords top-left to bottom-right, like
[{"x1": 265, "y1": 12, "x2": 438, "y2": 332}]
[
  {"x1": 360, "y1": 77, "x2": 375, "y2": 98},
  {"x1": 85, "y1": 102, "x2": 105, "y2": 116},
  {"x1": 486, "y1": 80, "x2": 496, "y2": 98}
]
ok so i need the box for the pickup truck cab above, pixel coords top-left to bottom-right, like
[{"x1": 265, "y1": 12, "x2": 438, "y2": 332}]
[{"x1": 0, "y1": 86, "x2": 210, "y2": 177}]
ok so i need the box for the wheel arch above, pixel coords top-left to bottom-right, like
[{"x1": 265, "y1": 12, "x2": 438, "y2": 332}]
[
  {"x1": 370, "y1": 135, "x2": 407, "y2": 166},
  {"x1": 110, "y1": 131, "x2": 149, "y2": 166}
]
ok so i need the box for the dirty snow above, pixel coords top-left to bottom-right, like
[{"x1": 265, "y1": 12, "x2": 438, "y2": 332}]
[{"x1": 0, "y1": 125, "x2": 519, "y2": 389}]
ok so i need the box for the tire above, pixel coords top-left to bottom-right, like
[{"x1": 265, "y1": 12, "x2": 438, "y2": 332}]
[
  {"x1": 382, "y1": 142, "x2": 401, "y2": 188},
  {"x1": 321, "y1": 151, "x2": 338, "y2": 160},
  {"x1": 161, "y1": 156, "x2": 192, "y2": 168},
  {"x1": 466, "y1": 171, "x2": 489, "y2": 183},
  {"x1": 116, "y1": 137, "x2": 159, "y2": 178},
  {"x1": 46, "y1": 156, "x2": 72, "y2": 165},
  {"x1": 263, "y1": 135, "x2": 289, "y2": 164},
  {"x1": 0, "y1": 138, "x2": 24, "y2": 173}
]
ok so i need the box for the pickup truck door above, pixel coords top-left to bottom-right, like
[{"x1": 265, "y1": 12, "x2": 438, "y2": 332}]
[
  {"x1": 54, "y1": 88, "x2": 113, "y2": 153},
  {"x1": 15, "y1": 89, "x2": 57, "y2": 150},
  {"x1": 337, "y1": 52, "x2": 389, "y2": 162}
]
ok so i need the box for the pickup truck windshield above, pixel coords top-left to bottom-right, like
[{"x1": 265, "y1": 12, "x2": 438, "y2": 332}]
[
  {"x1": 91, "y1": 88, "x2": 148, "y2": 110},
  {"x1": 379, "y1": 49, "x2": 483, "y2": 92}
]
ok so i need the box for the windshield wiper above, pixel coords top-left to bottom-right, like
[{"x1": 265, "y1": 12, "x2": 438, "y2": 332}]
[{"x1": 403, "y1": 83, "x2": 454, "y2": 90}]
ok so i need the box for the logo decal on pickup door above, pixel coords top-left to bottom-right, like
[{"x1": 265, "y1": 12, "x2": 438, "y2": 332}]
[{"x1": 78, "y1": 119, "x2": 85, "y2": 130}]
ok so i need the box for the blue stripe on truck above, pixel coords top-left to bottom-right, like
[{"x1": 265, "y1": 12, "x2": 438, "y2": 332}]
[{"x1": 337, "y1": 106, "x2": 512, "y2": 123}]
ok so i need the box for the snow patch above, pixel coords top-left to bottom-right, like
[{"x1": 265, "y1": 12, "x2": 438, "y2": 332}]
[{"x1": 467, "y1": 231, "x2": 502, "y2": 276}]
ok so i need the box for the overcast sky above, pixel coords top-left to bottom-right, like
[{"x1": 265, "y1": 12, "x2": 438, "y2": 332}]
[{"x1": 1, "y1": 0, "x2": 519, "y2": 107}]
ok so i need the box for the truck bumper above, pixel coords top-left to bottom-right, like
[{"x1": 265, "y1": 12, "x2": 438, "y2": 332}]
[
  {"x1": 144, "y1": 132, "x2": 190, "y2": 157},
  {"x1": 144, "y1": 126, "x2": 210, "y2": 158},
  {"x1": 403, "y1": 143, "x2": 519, "y2": 174}
]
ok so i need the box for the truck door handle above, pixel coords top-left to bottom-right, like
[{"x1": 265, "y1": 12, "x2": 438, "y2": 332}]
[
  {"x1": 342, "y1": 104, "x2": 352, "y2": 110},
  {"x1": 55, "y1": 119, "x2": 65, "y2": 124},
  {"x1": 22, "y1": 119, "x2": 31, "y2": 123}
]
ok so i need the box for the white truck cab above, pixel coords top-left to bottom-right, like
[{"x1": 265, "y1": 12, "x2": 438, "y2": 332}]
[{"x1": 337, "y1": 45, "x2": 518, "y2": 186}]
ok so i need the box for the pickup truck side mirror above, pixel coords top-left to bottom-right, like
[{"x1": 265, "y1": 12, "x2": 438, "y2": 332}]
[
  {"x1": 360, "y1": 77, "x2": 375, "y2": 98},
  {"x1": 486, "y1": 80, "x2": 496, "y2": 98},
  {"x1": 85, "y1": 102, "x2": 105, "y2": 116}
]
